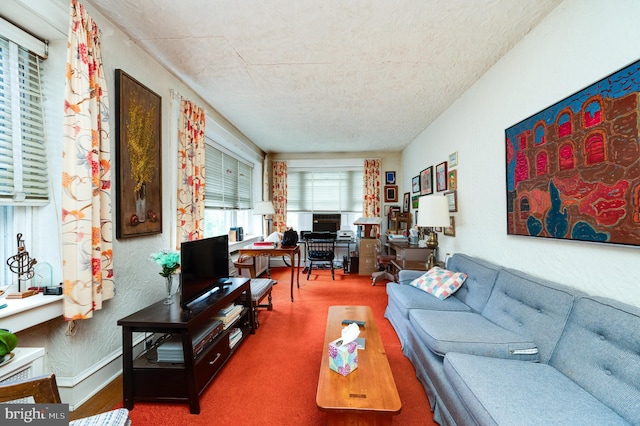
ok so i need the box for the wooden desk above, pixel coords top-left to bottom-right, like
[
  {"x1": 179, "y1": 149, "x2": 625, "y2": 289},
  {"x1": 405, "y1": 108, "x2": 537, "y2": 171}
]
[
  {"x1": 391, "y1": 259, "x2": 429, "y2": 272},
  {"x1": 386, "y1": 240, "x2": 433, "y2": 262},
  {"x1": 316, "y1": 306, "x2": 401, "y2": 425},
  {"x1": 238, "y1": 244, "x2": 301, "y2": 301}
]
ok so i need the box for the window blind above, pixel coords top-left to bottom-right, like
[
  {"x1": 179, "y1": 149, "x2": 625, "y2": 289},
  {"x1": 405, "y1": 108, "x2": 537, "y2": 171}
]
[
  {"x1": 287, "y1": 169, "x2": 363, "y2": 212},
  {"x1": 0, "y1": 34, "x2": 48, "y2": 205},
  {"x1": 204, "y1": 141, "x2": 252, "y2": 209}
]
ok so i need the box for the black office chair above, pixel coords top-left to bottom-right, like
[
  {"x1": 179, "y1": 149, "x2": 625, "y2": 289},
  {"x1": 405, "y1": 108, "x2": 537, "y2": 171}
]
[{"x1": 304, "y1": 232, "x2": 337, "y2": 280}]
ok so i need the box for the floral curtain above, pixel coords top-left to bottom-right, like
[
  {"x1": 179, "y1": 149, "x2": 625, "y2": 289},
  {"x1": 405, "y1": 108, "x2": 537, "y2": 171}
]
[
  {"x1": 176, "y1": 99, "x2": 206, "y2": 246},
  {"x1": 272, "y1": 161, "x2": 287, "y2": 232},
  {"x1": 61, "y1": 0, "x2": 113, "y2": 320},
  {"x1": 363, "y1": 159, "x2": 381, "y2": 218}
]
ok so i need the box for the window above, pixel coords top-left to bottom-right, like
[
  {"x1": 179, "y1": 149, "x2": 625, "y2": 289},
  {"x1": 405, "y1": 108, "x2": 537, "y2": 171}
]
[
  {"x1": 0, "y1": 33, "x2": 48, "y2": 205},
  {"x1": 287, "y1": 169, "x2": 363, "y2": 212},
  {"x1": 203, "y1": 139, "x2": 253, "y2": 238},
  {"x1": 0, "y1": 21, "x2": 48, "y2": 286}
]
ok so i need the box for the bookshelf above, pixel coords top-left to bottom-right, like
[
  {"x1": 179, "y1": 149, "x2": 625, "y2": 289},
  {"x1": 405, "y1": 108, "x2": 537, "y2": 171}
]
[{"x1": 118, "y1": 278, "x2": 253, "y2": 414}]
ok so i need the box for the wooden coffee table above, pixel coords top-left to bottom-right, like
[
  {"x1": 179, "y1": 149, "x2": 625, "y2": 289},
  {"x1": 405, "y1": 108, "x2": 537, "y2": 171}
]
[{"x1": 316, "y1": 306, "x2": 402, "y2": 425}]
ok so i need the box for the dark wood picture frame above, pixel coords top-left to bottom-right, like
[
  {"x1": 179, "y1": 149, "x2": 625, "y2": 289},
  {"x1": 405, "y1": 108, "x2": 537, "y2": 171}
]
[
  {"x1": 385, "y1": 171, "x2": 396, "y2": 184},
  {"x1": 436, "y1": 161, "x2": 448, "y2": 192},
  {"x1": 445, "y1": 190, "x2": 457, "y2": 212},
  {"x1": 420, "y1": 167, "x2": 433, "y2": 196},
  {"x1": 448, "y1": 169, "x2": 457, "y2": 190},
  {"x1": 403, "y1": 192, "x2": 410, "y2": 212},
  {"x1": 412, "y1": 195, "x2": 419, "y2": 209},
  {"x1": 384, "y1": 185, "x2": 398, "y2": 202},
  {"x1": 444, "y1": 216, "x2": 456, "y2": 236},
  {"x1": 115, "y1": 69, "x2": 162, "y2": 238},
  {"x1": 412, "y1": 175, "x2": 420, "y2": 193}
]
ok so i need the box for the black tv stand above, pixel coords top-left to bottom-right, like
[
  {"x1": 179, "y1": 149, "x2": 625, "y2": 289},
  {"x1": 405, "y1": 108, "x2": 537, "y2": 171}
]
[{"x1": 118, "y1": 277, "x2": 253, "y2": 414}]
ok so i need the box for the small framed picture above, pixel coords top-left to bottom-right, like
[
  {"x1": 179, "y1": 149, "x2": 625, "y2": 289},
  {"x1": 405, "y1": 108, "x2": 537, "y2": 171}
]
[
  {"x1": 412, "y1": 195, "x2": 420, "y2": 209},
  {"x1": 444, "y1": 216, "x2": 456, "y2": 237},
  {"x1": 385, "y1": 171, "x2": 396, "y2": 184},
  {"x1": 384, "y1": 185, "x2": 398, "y2": 202},
  {"x1": 436, "y1": 161, "x2": 448, "y2": 192},
  {"x1": 449, "y1": 151, "x2": 458, "y2": 167},
  {"x1": 448, "y1": 169, "x2": 457, "y2": 190},
  {"x1": 435, "y1": 227, "x2": 443, "y2": 232},
  {"x1": 445, "y1": 190, "x2": 457, "y2": 212},
  {"x1": 420, "y1": 167, "x2": 433, "y2": 196},
  {"x1": 403, "y1": 192, "x2": 410, "y2": 212},
  {"x1": 412, "y1": 175, "x2": 420, "y2": 193}
]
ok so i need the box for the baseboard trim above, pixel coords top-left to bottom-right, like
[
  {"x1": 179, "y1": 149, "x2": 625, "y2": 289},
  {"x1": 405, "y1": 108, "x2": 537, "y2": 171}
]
[{"x1": 56, "y1": 334, "x2": 146, "y2": 411}]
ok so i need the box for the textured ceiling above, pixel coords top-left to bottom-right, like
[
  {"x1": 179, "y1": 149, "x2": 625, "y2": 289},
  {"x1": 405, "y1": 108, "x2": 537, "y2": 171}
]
[{"x1": 88, "y1": 0, "x2": 562, "y2": 154}]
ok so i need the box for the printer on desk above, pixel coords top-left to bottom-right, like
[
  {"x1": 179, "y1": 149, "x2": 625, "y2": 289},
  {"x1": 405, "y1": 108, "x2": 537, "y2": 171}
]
[{"x1": 337, "y1": 230, "x2": 354, "y2": 241}]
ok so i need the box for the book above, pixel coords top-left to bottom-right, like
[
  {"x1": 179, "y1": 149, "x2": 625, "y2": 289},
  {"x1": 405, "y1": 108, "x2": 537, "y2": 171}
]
[{"x1": 253, "y1": 241, "x2": 274, "y2": 247}]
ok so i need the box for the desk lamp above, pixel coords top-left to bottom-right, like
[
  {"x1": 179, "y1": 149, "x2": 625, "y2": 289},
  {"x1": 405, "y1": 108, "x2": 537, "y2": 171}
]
[
  {"x1": 253, "y1": 201, "x2": 275, "y2": 237},
  {"x1": 417, "y1": 195, "x2": 450, "y2": 270}
]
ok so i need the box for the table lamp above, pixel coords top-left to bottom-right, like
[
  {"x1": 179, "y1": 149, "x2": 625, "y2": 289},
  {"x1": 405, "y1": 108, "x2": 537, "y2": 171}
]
[
  {"x1": 417, "y1": 195, "x2": 450, "y2": 270},
  {"x1": 254, "y1": 201, "x2": 275, "y2": 236}
]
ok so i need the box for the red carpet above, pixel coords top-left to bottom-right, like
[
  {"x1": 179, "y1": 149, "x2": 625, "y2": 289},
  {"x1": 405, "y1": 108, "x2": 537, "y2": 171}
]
[{"x1": 126, "y1": 267, "x2": 436, "y2": 425}]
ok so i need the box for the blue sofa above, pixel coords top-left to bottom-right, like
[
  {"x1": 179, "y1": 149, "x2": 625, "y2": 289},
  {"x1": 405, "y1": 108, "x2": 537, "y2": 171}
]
[{"x1": 385, "y1": 253, "x2": 640, "y2": 425}]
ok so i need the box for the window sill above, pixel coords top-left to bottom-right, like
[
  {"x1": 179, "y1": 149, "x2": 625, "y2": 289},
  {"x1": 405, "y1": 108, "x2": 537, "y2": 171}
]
[
  {"x1": 0, "y1": 293, "x2": 63, "y2": 333},
  {"x1": 228, "y1": 235, "x2": 262, "y2": 253}
]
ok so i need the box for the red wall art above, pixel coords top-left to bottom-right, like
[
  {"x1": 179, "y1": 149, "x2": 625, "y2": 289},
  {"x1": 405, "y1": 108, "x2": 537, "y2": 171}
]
[{"x1": 505, "y1": 59, "x2": 640, "y2": 246}]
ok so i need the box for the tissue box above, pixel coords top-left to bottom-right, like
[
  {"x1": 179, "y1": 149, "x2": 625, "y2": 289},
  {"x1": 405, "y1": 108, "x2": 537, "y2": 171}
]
[{"x1": 328, "y1": 338, "x2": 358, "y2": 376}]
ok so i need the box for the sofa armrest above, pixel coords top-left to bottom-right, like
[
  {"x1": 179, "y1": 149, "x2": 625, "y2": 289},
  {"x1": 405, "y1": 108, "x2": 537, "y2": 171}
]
[{"x1": 398, "y1": 269, "x2": 425, "y2": 285}]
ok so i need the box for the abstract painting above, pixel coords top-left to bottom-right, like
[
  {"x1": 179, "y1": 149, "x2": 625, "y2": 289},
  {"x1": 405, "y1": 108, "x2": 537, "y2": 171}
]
[{"x1": 506, "y1": 59, "x2": 640, "y2": 246}]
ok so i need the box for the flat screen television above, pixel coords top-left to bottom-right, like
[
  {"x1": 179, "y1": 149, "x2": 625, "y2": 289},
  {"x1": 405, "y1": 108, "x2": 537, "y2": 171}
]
[{"x1": 179, "y1": 235, "x2": 230, "y2": 309}]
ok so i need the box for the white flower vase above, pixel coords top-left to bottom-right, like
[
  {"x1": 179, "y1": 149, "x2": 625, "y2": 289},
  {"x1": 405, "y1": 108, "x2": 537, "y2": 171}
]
[{"x1": 164, "y1": 275, "x2": 174, "y2": 305}]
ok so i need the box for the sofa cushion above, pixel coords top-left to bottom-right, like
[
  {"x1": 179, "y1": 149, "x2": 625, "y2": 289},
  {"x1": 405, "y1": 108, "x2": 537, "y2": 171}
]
[
  {"x1": 549, "y1": 296, "x2": 640, "y2": 425},
  {"x1": 410, "y1": 310, "x2": 539, "y2": 361},
  {"x1": 409, "y1": 267, "x2": 467, "y2": 300},
  {"x1": 386, "y1": 283, "x2": 471, "y2": 320},
  {"x1": 481, "y1": 268, "x2": 580, "y2": 363},
  {"x1": 444, "y1": 352, "x2": 628, "y2": 426},
  {"x1": 445, "y1": 254, "x2": 501, "y2": 313}
]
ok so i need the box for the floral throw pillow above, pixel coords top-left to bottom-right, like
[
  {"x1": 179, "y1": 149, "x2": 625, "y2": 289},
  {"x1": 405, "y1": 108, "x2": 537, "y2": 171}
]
[{"x1": 409, "y1": 267, "x2": 468, "y2": 300}]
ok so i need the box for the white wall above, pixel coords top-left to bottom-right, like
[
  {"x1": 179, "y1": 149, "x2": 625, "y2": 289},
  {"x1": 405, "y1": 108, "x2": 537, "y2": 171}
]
[
  {"x1": 403, "y1": 0, "x2": 640, "y2": 308},
  {"x1": 7, "y1": 0, "x2": 263, "y2": 407}
]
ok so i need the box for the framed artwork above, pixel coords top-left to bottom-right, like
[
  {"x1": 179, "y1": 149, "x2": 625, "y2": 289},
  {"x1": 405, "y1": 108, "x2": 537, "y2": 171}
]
[
  {"x1": 449, "y1": 151, "x2": 459, "y2": 167},
  {"x1": 412, "y1": 175, "x2": 420, "y2": 193},
  {"x1": 448, "y1": 169, "x2": 457, "y2": 190},
  {"x1": 412, "y1": 195, "x2": 420, "y2": 209},
  {"x1": 506, "y1": 59, "x2": 640, "y2": 246},
  {"x1": 445, "y1": 190, "x2": 457, "y2": 212},
  {"x1": 420, "y1": 167, "x2": 433, "y2": 196},
  {"x1": 384, "y1": 185, "x2": 398, "y2": 202},
  {"x1": 436, "y1": 161, "x2": 448, "y2": 192},
  {"x1": 435, "y1": 227, "x2": 443, "y2": 232},
  {"x1": 385, "y1": 171, "x2": 396, "y2": 184},
  {"x1": 403, "y1": 192, "x2": 410, "y2": 212},
  {"x1": 115, "y1": 69, "x2": 162, "y2": 238},
  {"x1": 444, "y1": 216, "x2": 456, "y2": 237}
]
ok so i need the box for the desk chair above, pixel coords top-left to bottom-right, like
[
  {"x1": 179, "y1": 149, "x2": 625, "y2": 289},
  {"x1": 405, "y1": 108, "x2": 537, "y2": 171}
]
[
  {"x1": 0, "y1": 374, "x2": 130, "y2": 425},
  {"x1": 372, "y1": 239, "x2": 395, "y2": 285},
  {"x1": 304, "y1": 232, "x2": 337, "y2": 280}
]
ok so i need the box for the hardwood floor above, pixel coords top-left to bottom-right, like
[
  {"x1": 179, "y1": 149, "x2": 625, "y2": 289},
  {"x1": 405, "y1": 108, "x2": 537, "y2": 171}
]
[{"x1": 69, "y1": 375, "x2": 123, "y2": 421}]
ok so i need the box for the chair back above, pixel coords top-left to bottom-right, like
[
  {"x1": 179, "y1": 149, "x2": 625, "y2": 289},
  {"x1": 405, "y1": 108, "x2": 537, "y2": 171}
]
[
  {"x1": 305, "y1": 232, "x2": 336, "y2": 261},
  {"x1": 0, "y1": 373, "x2": 61, "y2": 403}
]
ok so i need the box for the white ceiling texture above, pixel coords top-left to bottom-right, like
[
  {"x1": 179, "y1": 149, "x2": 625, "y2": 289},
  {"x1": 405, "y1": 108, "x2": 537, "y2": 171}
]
[{"x1": 88, "y1": 0, "x2": 562, "y2": 154}]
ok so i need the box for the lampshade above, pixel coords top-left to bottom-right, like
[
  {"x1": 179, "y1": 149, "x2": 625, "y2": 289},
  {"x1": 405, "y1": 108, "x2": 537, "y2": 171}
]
[
  {"x1": 253, "y1": 201, "x2": 275, "y2": 215},
  {"x1": 417, "y1": 196, "x2": 450, "y2": 227}
]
